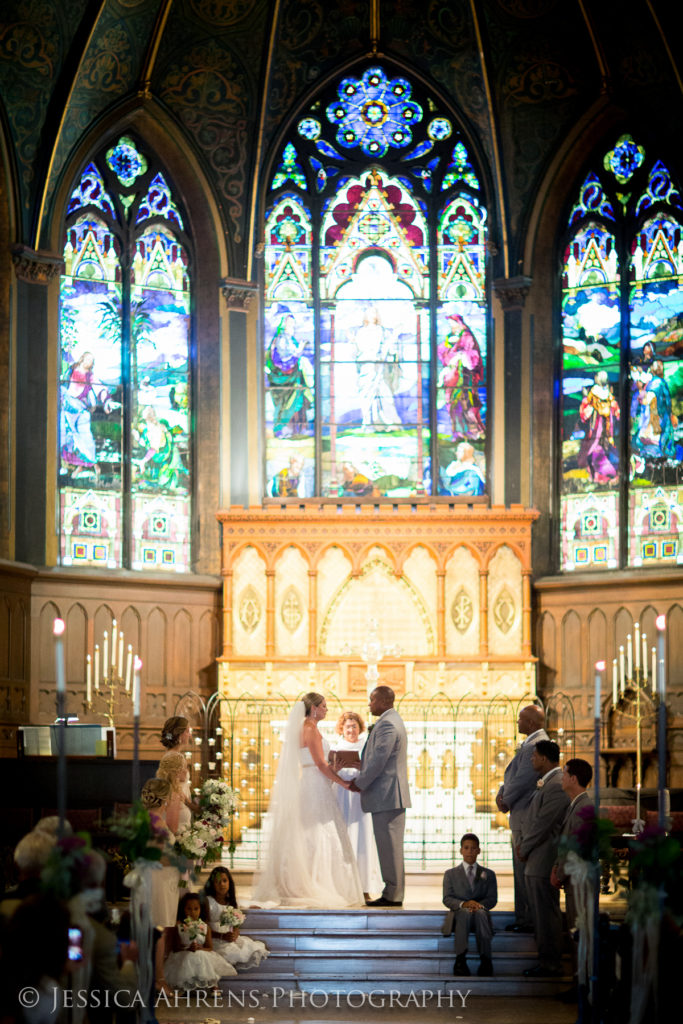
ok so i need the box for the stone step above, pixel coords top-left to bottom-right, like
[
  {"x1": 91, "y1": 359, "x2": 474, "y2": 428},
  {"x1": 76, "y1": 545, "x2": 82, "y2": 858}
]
[
  {"x1": 244, "y1": 929, "x2": 538, "y2": 953},
  {"x1": 242, "y1": 908, "x2": 519, "y2": 931},
  {"x1": 242, "y1": 950, "x2": 556, "y2": 978},
  {"x1": 216, "y1": 975, "x2": 569, "y2": 999}
]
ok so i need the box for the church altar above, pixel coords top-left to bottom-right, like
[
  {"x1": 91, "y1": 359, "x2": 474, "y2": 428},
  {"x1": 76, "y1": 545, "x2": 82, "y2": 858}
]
[{"x1": 213, "y1": 502, "x2": 540, "y2": 865}]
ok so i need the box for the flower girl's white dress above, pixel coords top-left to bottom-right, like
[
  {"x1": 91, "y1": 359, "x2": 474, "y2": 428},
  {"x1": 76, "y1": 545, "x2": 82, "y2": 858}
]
[
  {"x1": 206, "y1": 896, "x2": 269, "y2": 970},
  {"x1": 164, "y1": 919, "x2": 236, "y2": 990}
]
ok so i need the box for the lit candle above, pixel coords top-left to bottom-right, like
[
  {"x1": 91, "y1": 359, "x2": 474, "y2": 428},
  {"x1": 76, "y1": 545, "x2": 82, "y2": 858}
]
[
  {"x1": 94, "y1": 644, "x2": 100, "y2": 690},
  {"x1": 216, "y1": 751, "x2": 223, "y2": 760},
  {"x1": 642, "y1": 634, "x2": 648, "y2": 681},
  {"x1": 53, "y1": 619, "x2": 66, "y2": 696},
  {"x1": 86, "y1": 654, "x2": 92, "y2": 703},
  {"x1": 656, "y1": 614, "x2": 666, "y2": 699},
  {"x1": 651, "y1": 646, "x2": 657, "y2": 696},
  {"x1": 118, "y1": 631, "x2": 124, "y2": 680},
  {"x1": 103, "y1": 631, "x2": 109, "y2": 681},
  {"x1": 634, "y1": 622, "x2": 640, "y2": 671},
  {"x1": 133, "y1": 657, "x2": 142, "y2": 716},
  {"x1": 612, "y1": 658, "x2": 618, "y2": 706},
  {"x1": 619, "y1": 645, "x2": 625, "y2": 694},
  {"x1": 111, "y1": 621, "x2": 117, "y2": 672},
  {"x1": 626, "y1": 634, "x2": 632, "y2": 680},
  {"x1": 125, "y1": 645, "x2": 132, "y2": 691},
  {"x1": 594, "y1": 661, "x2": 604, "y2": 719},
  {"x1": 208, "y1": 737, "x2": 215, "y2": 747},
  {"x1": 216, "y1": 726, "x2": 223, "y2": 736},
  {"x1": 208, "y1": 761, "x2": 216, "y2": 771},
  {"x1": 195, "y1": 736, "x2": 202, "y2": 746}
]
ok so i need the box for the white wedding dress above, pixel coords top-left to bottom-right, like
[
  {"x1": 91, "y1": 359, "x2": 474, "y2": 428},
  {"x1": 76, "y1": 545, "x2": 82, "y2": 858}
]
[
  {"x1": 252, "y1": 703, "x2": 364, "y2": 909},
  {"x1": 332, "y1": 737, "x2": 383, "y2": 895}
]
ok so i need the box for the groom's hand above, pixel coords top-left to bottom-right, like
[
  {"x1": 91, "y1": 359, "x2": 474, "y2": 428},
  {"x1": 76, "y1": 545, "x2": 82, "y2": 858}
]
[{"x1": 348, "y1": 780, "x2": 360, "y2": 792}]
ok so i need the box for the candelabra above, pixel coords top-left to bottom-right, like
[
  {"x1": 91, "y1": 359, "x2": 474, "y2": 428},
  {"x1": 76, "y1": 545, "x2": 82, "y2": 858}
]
[
  {"x1": 341, "y1": 617, "x2": 402, "y2": 695},
  {"x1": 609, "y1": 622, "x2": 661, "y2": 832},
  {"x1": 83, "y1": 619, "x2": 136, "y2": 726}
]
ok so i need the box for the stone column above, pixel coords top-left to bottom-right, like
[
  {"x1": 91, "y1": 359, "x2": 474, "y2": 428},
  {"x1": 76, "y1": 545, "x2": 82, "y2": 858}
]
[
  {"x1": 221, "y1": 279, "x2": 258, "y2": 507},
  {"x1": 11, "y1": 246, "x2": 64, "y2": 565},
  {"x1": 493, "y1": 276, "x2": 531, "y2": 507}
]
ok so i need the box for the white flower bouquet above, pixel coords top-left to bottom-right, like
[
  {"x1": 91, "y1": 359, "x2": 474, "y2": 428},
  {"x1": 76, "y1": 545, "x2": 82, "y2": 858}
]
[
  {"x1": 174, "y1": 822, "x2": 214, "y2": 861},
  {"x1": 199, "y1": 779, "x2": 239, "y2": 827},
  {"x1": 181, "y1": 917, "x2": 204, "y2": 942},
  {"x1": 219, "y1": 906, "x2": 245, "y2": 930}
]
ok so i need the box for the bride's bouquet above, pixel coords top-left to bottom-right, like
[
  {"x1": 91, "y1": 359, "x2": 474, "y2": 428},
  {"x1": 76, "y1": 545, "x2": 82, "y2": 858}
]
[
  {"x1": 219, "y1": 906, "x2": 245, "y2": 930},
  {"x1": 199, "y1": 779, "x2": 239, "y2": 827}
]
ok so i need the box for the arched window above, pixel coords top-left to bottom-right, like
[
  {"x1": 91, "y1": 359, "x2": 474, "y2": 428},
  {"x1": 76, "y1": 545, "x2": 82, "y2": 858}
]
[
  {"x1": 560, "y1": 135, "x2": 683, "y2": 570},
  {"x1": 59, "y1": 136, "x2": 192, "y2": 570},
  {"x1": 263, "y1": 65, "x2": 488, "y2": 499}
]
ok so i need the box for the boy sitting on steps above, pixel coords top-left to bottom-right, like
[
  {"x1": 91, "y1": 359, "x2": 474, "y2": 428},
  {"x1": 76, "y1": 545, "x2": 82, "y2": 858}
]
[{"x1": 442, "y1": 832, "x2": 498, "y2": 977}]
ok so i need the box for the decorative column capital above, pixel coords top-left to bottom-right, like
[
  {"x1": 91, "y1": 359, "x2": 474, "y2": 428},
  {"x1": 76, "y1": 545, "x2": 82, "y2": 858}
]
[
  {"x1": 221, "y1": 277, "x2": 258, "y2": 312},
  {"x1": 11, "y1": 244, "x2": 64, "y2": 284},
  {"x1": 493, "y1": 275, "x2": 532, "y2": 311}
]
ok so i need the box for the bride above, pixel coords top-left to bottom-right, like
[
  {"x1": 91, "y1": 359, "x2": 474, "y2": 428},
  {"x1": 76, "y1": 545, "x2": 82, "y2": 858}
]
[{"x1": 251, "y1": 692, "x2": 365, "y2": 908}]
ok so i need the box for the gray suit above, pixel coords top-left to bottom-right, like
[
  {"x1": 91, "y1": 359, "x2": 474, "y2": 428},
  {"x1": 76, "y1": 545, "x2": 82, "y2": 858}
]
[
  {"x1": 442, "y1": 864, "x2": 498, "y2": 958},
  {"x1": 497, "y1": 728, "x2": 549, "y2": 927},
  {"x1": 519, "y1": 768, "x2": 570, "y2": 971},
  {"x1": 554, "y1": 790, "x2": 594, "y2": 977},
  {"x1": 354, "y1": 707, "x2": 411, "y2": 901}
]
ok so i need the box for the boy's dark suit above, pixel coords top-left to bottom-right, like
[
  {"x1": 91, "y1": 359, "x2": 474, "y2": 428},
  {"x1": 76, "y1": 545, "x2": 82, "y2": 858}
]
[{"x1": 442, "y1": 863, "x2": 498, "y2": 959}]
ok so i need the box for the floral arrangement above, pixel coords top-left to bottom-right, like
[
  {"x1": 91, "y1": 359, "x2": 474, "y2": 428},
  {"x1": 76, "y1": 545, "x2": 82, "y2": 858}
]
[
  {"x1": 41, "y1": 834, "x2": 95, "y2": 900},
  {"x1": 110, "y1": 802, "x2": 169, "y2": 866},
  {"x1": 181, "y1": 917, "x2": 205, "y2": 942},
  {"x1": 557, "y1": 804, "x2": 616, "y2": 872},
  {"x1": 174, "y1": 821, "x2": 217, "y2": 862},
  {"x1": 219, "y1": 906, "x2": 245, "y2": 929},
  {"x1": 199, "y1": 779, "x2": 238, "y2": 827}
]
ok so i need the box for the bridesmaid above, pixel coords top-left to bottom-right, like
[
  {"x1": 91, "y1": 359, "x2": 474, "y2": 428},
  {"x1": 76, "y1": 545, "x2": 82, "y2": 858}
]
[
  {"x1": 139, "y1": 777, "x2": 180, "y2": 993},
  {"x1": 158, "y1": 717, "x2": 199, "y2": 823}
]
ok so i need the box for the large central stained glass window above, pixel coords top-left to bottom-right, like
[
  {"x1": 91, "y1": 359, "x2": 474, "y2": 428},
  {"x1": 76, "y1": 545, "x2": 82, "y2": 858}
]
[
  {"x1": 59, "y1": 137, "x2": 192, "y2": 571},
  {"x1": 560, "y1": 135, "x2": 683, "y2": 570},
  {"x1": 264, "y1": 66, "x2": 488, "y2": 498}
]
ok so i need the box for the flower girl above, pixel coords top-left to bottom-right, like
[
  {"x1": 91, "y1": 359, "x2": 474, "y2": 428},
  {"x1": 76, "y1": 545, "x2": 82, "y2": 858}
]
[
  {"x1": 204, "y1": 867, "x2": 269, "y2": 970},
  {"x1": 163, "y1": 892, "x2": 236, "y2": 991}
]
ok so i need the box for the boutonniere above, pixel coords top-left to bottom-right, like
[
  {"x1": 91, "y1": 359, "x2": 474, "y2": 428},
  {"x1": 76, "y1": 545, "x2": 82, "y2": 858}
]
[
  {"x1": 480, "y1": 870, "x2": 486, "y2": 880},
  {"x1": 536, "y1": 778, "x2": 544, "y2": 788},
  {"x1": 367, "y1": 724, "x2": 375, "y2": 736}
]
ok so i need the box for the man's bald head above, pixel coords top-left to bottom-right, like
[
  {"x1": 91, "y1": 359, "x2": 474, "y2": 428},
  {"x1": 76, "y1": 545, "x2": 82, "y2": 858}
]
[{"x1": 518, "y1": 704, "x2": 545, "y2": 735}]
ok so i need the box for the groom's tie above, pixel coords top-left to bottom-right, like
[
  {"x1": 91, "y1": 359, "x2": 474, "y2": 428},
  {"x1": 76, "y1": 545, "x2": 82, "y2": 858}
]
[{"x1": 467, "y1": 864, "x2": 475, "y2": 891}]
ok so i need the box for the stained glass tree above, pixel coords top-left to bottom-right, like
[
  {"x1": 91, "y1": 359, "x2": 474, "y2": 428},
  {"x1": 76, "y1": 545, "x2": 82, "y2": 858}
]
[
  {"x1": 59, "y1": 136, "x2": 192, "y2": 571},
  {"x1": 264, "y1": 64, "x2": 488, "y2": 499},
  {"x1": 560, "y1": 134, "x2": 683, "y2": 570}
]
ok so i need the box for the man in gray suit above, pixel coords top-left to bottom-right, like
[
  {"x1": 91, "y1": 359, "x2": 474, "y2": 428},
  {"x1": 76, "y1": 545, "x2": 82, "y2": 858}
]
[
  {"x1": 551, "y1": 757, "x2": 594, "y2": 1000},
  {"x1": 495, "y1": 704, "x2": 548, "y2": 932},
  {"x1": 350, "y1": 685, "x2": 411, "y2": 906},
  {"x1": 518, "y1": 739, "x2": 570, "y2": 977}
]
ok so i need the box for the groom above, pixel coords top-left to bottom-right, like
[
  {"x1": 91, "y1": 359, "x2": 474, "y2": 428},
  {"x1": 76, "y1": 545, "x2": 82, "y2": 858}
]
[{"x1": 349, "y1": 685, "x2": 411, "y2": 906}]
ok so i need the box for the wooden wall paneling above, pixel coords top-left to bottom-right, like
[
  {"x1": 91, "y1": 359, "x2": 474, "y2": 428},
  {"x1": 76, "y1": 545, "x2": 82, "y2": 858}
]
[
  {"x1": 537, "y1": 610, "x2": 557, "y2": 694},
  {"x1": 614, "y1": 606, "x2": 634, "y2": 661},
  {"x1": 173, "y1": 608, "x2": 193, "y2": 689},
  {"x1": 147, "y1": 607, "x2": 168, "y2": 692},
  {"x1": 668, "y1": 603, "x2": 683, "y2": 690},
  {"x1": 561, "y1": 610, "x2": 581, "y2": 691},
  {"x1": 587, "y1": 608, "x2": 607, "y2": 712},
  {"x1": 66, "y1": 603, "x2": 86, "y2": 686}
]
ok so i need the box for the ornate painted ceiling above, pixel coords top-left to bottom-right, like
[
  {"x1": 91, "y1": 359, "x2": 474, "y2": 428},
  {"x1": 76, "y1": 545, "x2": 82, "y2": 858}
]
[{"x1": 0, "y1": 0, "x2": 681, "y2": 277}]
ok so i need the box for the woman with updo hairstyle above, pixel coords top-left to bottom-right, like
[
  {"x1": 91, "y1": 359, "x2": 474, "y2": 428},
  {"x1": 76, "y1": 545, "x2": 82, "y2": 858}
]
[
  {"x1": 251, "y1": 691, "x2": 364, "y2": 909},
  {"x1": 330, "y1": 710, "x2": 382, "y2": 900},
  {"x1": 160, "y1": 716, "x2": 190, "y2": 751},
  {"x1": 156, "y1": 751, "x2": 192, "y2": 833},
  {"x1": 139, "y1": 776, "x2": 179, "y2": 992}
]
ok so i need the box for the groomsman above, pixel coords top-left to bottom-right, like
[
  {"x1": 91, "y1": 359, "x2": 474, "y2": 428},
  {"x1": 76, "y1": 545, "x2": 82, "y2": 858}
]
[
  {"x1": 495, "y1": 704, "x2": 548, "y2": 932},
  {"x1": 518, "y1": 740, "x2": 570, "y2": 977}
]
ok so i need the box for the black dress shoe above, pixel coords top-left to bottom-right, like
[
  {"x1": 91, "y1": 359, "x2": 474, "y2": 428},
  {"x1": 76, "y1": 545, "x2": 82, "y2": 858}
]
[
  {"x1": 523, "y1": 965, "x2": 562, "y2": 978},
  {"x1": 365, "y1": 897, "x2": 403, "y2": 906},
  {"x1": 477, "y1": 956, "x2": 494, "y2": 977},
  {"x1": 453, "y1": 955, "x2": 470, "y2": 976},
  {"x1": 506, "y1": 924, "x2": 534, "y2": 933}
]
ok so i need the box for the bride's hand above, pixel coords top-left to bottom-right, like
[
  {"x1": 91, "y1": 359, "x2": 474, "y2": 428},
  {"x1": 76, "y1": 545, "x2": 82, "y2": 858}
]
[{"x1": 336, "y1": 778, "x2": 351, "y2": 789}]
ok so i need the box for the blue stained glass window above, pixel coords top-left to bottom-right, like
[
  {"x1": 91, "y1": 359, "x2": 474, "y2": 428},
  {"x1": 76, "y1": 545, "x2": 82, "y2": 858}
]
[
  {"x1": 60, "y1": 138, "x2": 192, "y2": 571},
  {"x1": 272, "y1": 143, "x2": 307, "y2": 190},
  {"x1": 136, "y1": 172, "x2": 184, "y2": 229},
  {"x1": 428, "y1": 118, "x2": 451, "y2": 141},
  {"x1": 106, "y1": 136, "x2": 148, "y2": 187},
  {"x1": 68, "y1": 163, "x2": 116, "y2": 217},
  {"x1": 298, "y1": 118, "x2": 321, "y2": 140},
  {"x1": 559, "y1": 135, "x2": 683, "y2": 572},
  {"x1": 636, "y1": 160, "x2": 683, "y2": 217},
  {"x1": 442, "y1": 142, "x2": 479, "y2": 191},
  {"x1": 568, "y1": 172, "x2": 615, "y2": 227},
  {"x1": 326, "y1": 67, "x2": 423, "y2": 158},
  {"x1": 603, "y1": 134, "x2": 645, "y2": 185},
  {"x1": 265, "y1": 66, "x2": 488, "y2": 500}
]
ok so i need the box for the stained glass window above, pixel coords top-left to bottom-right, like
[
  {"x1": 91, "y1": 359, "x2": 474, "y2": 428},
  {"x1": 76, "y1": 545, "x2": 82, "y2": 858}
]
[
  {"x1": 560, "y1": 136, "x2": 683, "y2": 571},
  {"x1": 264, "y1": 64, "x2": 488, "y2": 499},
  {"x1": 59, "y1": 135, "x2": 192, "y2": 571}
]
